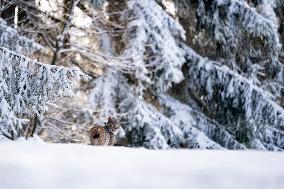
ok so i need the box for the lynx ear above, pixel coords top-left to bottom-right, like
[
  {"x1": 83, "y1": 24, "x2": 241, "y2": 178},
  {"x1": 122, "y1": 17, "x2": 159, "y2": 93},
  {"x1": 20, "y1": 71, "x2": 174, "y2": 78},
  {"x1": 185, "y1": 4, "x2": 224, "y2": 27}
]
[{"x1": 108, "y1": 116, "x2": 112, "y2": 122}]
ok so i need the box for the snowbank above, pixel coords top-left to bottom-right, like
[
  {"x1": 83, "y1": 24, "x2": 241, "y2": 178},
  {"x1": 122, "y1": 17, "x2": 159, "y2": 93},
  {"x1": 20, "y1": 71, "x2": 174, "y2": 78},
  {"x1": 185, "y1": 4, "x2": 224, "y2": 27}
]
[{"x1": 0, "y1": 141, "x2": 283, "y2": 189}]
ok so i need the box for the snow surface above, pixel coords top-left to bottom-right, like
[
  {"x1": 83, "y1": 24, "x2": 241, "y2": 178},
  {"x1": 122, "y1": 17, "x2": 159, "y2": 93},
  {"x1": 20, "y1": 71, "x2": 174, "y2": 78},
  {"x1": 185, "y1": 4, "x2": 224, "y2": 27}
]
[{"x1": 0, "y1": 141, "x2": 284, "y2": 189}]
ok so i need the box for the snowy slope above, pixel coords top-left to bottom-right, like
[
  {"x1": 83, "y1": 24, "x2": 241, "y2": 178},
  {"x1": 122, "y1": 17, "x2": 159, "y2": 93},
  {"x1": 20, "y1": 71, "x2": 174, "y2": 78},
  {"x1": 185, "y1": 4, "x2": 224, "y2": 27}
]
[{"x1": 0, "y1": 141, "x2": 284, "y2": 189}]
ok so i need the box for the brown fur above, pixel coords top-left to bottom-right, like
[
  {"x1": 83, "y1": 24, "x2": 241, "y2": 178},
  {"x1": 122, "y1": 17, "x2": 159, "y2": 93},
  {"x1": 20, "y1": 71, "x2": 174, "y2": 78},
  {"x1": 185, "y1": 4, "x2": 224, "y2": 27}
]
[{"x1": 89, "y1": 117, "x2": 120, "y2": 146}]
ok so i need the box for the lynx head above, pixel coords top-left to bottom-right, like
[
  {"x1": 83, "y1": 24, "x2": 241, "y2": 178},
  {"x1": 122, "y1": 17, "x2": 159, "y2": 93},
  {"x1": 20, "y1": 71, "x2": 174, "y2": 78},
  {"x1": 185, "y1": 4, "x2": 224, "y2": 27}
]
[{"x1": 106, "y1": 117, "x2": 120, "y2": 133}]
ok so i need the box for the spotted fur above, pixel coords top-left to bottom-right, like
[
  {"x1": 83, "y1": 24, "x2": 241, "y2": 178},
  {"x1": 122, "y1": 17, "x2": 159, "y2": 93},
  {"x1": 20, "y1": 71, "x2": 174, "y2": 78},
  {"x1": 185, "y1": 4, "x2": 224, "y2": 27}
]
[{"x1": 89, "y1": 117, "x2": 120, "y2": 146}]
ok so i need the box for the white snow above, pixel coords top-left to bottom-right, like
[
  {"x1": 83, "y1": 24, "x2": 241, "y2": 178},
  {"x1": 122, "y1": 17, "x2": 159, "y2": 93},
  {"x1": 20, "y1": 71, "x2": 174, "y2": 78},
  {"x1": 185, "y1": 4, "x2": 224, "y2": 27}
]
[{"x1": 0, "y1": 141, "x2": 284, "y2": 189}]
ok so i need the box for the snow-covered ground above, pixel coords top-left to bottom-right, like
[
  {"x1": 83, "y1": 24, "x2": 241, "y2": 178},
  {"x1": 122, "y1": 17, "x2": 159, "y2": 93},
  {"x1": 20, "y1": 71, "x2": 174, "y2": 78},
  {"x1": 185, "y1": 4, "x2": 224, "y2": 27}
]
[{"x1": 0, "y1": 141, "x2": 284, "y2": 189}]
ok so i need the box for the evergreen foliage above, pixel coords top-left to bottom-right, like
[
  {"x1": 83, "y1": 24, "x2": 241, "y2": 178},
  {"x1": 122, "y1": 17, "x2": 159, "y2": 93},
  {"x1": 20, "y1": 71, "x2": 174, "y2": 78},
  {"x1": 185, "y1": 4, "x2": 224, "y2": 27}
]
[{"x1": 90, "y1": 0, "x2": 284, "y2": 150}]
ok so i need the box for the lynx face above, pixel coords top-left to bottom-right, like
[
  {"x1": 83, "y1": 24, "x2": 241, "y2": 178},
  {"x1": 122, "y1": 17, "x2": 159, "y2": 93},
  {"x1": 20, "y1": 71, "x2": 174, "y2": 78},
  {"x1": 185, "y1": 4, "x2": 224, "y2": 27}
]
[{"x1": 106, "y1": 117, "x2": 120, "y2": 133}]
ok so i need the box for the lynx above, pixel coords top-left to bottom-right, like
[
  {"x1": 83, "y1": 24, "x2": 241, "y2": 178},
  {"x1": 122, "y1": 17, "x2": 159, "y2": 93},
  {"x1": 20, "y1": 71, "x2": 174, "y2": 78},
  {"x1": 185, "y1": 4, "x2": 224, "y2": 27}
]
[{"x1": 89, "y1": 117, "x2": 120, "y2": 146}]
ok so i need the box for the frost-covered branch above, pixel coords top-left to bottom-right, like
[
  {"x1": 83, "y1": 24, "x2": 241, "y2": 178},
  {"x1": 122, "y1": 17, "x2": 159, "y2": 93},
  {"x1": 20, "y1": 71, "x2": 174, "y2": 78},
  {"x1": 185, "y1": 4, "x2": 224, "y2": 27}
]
[
  {"x1": 185, "y1": 45, "x2": 284, "y2": 149},
  {"x1": 0, "y1": 47, "x2": 87, "y2": 139},
  {"x1": 122, "y1": 0, "x2": 186, "y2": 92},
  {"x1": 159, "y1": 95, "x2": 245, "y2": 149},
  {"x1": 65, "y1": 45, "x2": 135, "y2": 73},
  {"x1": 89, "y1": 70, "x2": 120, "y2": 118},
  {"x1": 119, "y1": 93, "x2": 183, "y2": 149},
  {"x1": 0, "y1": 20, "x2": 45, "y2": 53},
  {"x1": 197, "y1": 0, "x2": 281, "y2": 59}
]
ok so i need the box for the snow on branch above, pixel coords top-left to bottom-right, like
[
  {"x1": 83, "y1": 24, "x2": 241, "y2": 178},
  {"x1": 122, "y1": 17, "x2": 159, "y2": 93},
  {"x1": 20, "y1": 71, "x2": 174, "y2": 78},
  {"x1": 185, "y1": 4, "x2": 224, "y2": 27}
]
[
  {"x1": 256, "y1": 0, "x2": 278, "y2": 24},
  {"x1": 0, "y1": 20, "x2": 45, "y2": 53},
  {"x1": 185, "y1": 45, "x2": 284, "y2": 149},
  {"x1": 159, "y1": 95, "x2": 245, "y2": 149},
  {"x1": 122, "y1": 0, "x2": 186, "y2": 92},
  {"x1": 260, "y1": 127, "x2": 284, "y2": 151},
  {"x1": 89, "y1": 70, "x2": 120, "y2": 118},
  {"x1": 67, "y1": 45, "x2": 135, "y2": 73},
  {"x1": 229, "y1": 0, "x2": 281, "y2": 53},
  {"x1": 119, "y1": 93, "x2": 183, "y2": 149},
  {"x1": 0, "y1": 47, "x2": 87, "y2": 138},
  {"x1": 197, "y1": 0, "x2": 281, "y2": 58}
]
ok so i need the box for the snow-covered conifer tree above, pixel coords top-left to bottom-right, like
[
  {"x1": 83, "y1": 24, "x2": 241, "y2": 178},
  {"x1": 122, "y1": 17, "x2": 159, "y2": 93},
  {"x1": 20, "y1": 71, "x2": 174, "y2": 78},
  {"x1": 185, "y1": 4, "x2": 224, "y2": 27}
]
[
  {"x1": 121, "y1": 0, "x2": 186, "y2": 92},
  {"x1": 89, "y1": 0, "x2": 284, "y2": 150},
  {"x1": 90, "y1": 0, "x2": 187, "y2": 148}
]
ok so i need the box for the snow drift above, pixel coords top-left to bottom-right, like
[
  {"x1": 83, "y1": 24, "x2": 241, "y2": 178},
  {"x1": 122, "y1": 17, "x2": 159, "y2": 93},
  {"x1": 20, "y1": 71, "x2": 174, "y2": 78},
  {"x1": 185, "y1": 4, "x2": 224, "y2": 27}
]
[{"x1": 0, "y1": 141, "x2": 283, "y2": 189}]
